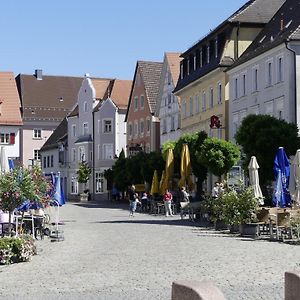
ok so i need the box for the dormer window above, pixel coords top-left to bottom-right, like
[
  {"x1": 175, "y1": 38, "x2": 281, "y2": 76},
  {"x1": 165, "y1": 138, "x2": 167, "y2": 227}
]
[
  {"x1": 180, "y1": 63, "x2": 183, "y2": 79},
  {"x1": 83, "y1": 123, "x2": 88, "y2": 135},
  {"x1": 207, "y1": 44, "x2": 210, "y2": 64},
  {"x1": 215, "y1": 39, "x2": 218, "y2": 58},
  {"x1": 193, "y1": 55, "x2": 196, "y2": 71},
  {"x1": 187, "y1": 58, "x2": 190, "y2": 75},
  {"x1": 84, "y1": 101, "x2": 87, "y2": 112},
  {"x1": 200, "y1": 50, "x2": 203, "y2": 68}
]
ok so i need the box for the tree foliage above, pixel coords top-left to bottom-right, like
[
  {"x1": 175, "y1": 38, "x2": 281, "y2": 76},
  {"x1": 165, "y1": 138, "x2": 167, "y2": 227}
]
[
  {"x1": 197, "y1": 137, "x2": 240, "y2": 177},
  {"x1": 77, "y1": 162, "x2": 91, "y2": 184},
  {"x1": 235, "y1": 114, "x2": 300, "y2": 184}
]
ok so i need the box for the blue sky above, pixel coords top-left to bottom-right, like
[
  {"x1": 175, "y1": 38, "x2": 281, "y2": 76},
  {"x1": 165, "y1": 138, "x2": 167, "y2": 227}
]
[{"x1": 0, "y1": 0, "x2": 246, "y2": 79}]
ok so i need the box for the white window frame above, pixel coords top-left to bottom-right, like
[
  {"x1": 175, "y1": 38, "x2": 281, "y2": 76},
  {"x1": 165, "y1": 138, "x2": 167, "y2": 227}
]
[
  {"x1": 202, "y1": 92, "x2": 206, "y2": 111},
  {"x1": 103, "y1": 119, "x2": 113, "y2": 133},
  {"x1": 72, "y1": 124, "x2": 76, "y2": 138},
  {"x1": 33, "y1": 149, "x2": 40, "y2": 160},
  {"x1": 215, "y1": 39, "x2": 218, "y2": 58},
  {"x1": 33, "y1": 128, "x2": 42, "y2": 139},
  {"x1": 134, "y1": 120, "x2": 138, "y2": 138},
  {"x1": 0, "y1": 133, "x2": 10, "y2": 144},
  {"x1": 217, "y1": 82, "x2": 222, "y2": 104},
  {"x1": 103, "y1": 144, "x2": 113, "y2": 160},
  {"x1": 171, "y1": 116, "x2": 175, "y2": 131},
  {"x1": 83, "y1": 101, "x2": 88, "y2": 112},
  {"x1": 71, "y1": 175, "x2": 78, "y2": 194},
  {"x1": 241, "y1": 73, "x2": 246, "y2": 97},
  {"x1": 266, "y1": 59, "x2": 273, "y2": 87},
  {"x1": 233, "y1": 77, "x2": 238, "y2": 99},
  {"x1": 182, "y1": 100, "x2": 187, "y2": 118},
  {"x1": 83, "y1": 122, "x2": 88, "y2": 135},
  {"x1": 72, "y1": 148, "x2": 76, "y2": 162},
  {"x1": 79, "y1": 146, "x2": 85, "y2": 162},
  {"x1": 140, "y1": 95, "x2": 145, "y2": 110},
  {"x1": 134, "y1": 96, "x2": 138, "y2": 111},
  {"x1": 146, "y1": 118, "x2": 151, "y2": 136},
  {"x1": 209, "y1": 87, "x2": 213, "y2": 108},
  {"x1": 189, "y1": 97, "x2": 193, "y2": 116},
  {"x1": 95, "y1": 171, "x2": 104, "y2": 193},
  {"x1": 252, "y1": 66, "x2": 259, "y2": 92},
  {"x1": 195, "y1": 94, "x2": 200, "y2": 113},
  {"x1": 277, "y1": 55, "x2": 284, "y2": 83},
  {"x1": 140, "y1": 119, "x2": 144, "y2": 137}
]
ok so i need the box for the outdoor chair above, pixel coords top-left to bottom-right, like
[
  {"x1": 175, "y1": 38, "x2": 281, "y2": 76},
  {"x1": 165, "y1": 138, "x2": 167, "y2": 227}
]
[
  {"x1": 180, "y1": 202, "x2": 190, "y2": 219},
  {"x1": 255, "y1": 208, "x2": 270, "y2": 235}
]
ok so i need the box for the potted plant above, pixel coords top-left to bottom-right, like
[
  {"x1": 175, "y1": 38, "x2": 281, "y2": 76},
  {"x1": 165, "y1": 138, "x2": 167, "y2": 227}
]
[
  {"x1": 77, "y1": 162, "x2": 91, "y2": 201},
  {"x1": 220, "y1": 185, "x2": 259, "y2": 235}
]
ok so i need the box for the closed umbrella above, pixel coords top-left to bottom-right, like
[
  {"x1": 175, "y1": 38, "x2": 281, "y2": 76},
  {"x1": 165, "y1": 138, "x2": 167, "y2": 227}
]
[
  {"x1": 292, "y1": 149, "x2": 300, "y2": 206},
  {"x1": 0, "y1": 146, "x2": 9, "y2": 173},
  {"x1": 273, "y1": 147, "x2": 291, "y2": 207},
  {"x1": 178, "y1": 144, "x2": 193, "y2": 190},
  {"x1": 159, "y1": 170, "x2": 166, "y2": 195},
  {"x1": 150, "y1": 170, "x2": 159, "y2": 195},
  {"x1": 248, "y1": 156, "x2": 264, "y2": 205},
  {"x1": 162, "y1": 148, "x2": 174, "y2": 192}
]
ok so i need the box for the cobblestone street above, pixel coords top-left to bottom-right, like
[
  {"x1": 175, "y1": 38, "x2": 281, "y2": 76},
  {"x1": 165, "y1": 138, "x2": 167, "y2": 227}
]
[{"x1": 1, "y1": 202, "x2": 300, "y2": 299}]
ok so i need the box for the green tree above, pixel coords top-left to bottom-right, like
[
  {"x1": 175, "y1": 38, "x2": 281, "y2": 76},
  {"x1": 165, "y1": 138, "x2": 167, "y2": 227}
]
[
  {"x1": 235, "y1": 114, "x2": 300, "y2": 185},
  {"x1": 197, "y1": 137, "x2": 240, "y2": 178},
  {"x1": 77, "y1": 162, "x2": 91, "y2": 191}
]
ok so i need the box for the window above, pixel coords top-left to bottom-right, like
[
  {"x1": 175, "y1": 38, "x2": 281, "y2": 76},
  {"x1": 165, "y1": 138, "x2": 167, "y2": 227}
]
[
  {"x1": 128, "y1": 123, "x2": 133, "y2": 137},
  {"x1": 215, "y1": 39, "x2": 218, "y2": 58},
  {"x1": 168, "y1": 94, "x2": 172, "y2": 105},
  {"x1": 163, "y1": 119, "x2": 167, "y2": 133},
  {"x1": 103, "y1": 144, "x2": 113, "y2": 160},
  {"x1": 145, "y1": 144, "x2": 150, "y2": 154},
  {"x1": 43, "y1": 156, "x2": 46, "y2": 168},
  {"x1": 182, "y1": 100, "x2": 187, "y2": 118},
  {"x1": 234, "y1": 77, "x2": 238, "y2": 99},
  {"x1": 178, "y1": 113, "x2": 181, "y2": 129},
  {"x1": 103, "y1": 119, "x2": 112, "y2": 133},
  {"x1": 72, "y1": 148, "x2": 76, "y2": 162},
  {"x1": 50, "y1": 155, "x2": 54, "y2": 167},
  {"x1": 134, "y1": 121, "x2": 138, "y2": 137},
  {"x1": 34, "y1": 149, "x2": 40, "y2": 160},
  {"x1": 140, "y1": 119, "x2": 144, "y2": 136},
  {"x1": 253, "y1": 68, "x2": 258, "y2": 92},
  {"x1": 193, "y1": 55, "x2": 197, "y2": 71},
  {"x1": 195, "y1": 94, "x2": 200, "y2": 113},
  {"x1": 207, "y1": 45, "x2": 210, "y2": 63},
  {"x1": 79, "y1": 146, "x2": 85, "y2": 162},
  {"x1": 95, "y1": 172, "x2": 104, "y2": 193},
  {"x1": 83, "y1": 101, "x2": 87, "y2": 112},
  {"x1": 47, "y1": 156, "x2": 50, "y2": 168},
  {"x1": 71, "y1": 176, "x2": 78, "y2": 194},
  {"x1": 134, "y1": 96, "x2": 138, "y2": 111},
  {"x1": 0, "y1": 133, "x2": 10, "y2": 144},
  {"x1": 202, "y1": 92, "x2": 206, "y2": 111},
  {"x1": 276, "y1": 96, "x2": 284, "y2": 119},
  {"x1": 180, "y1": 64, "x2": 183, "y2": 79},
  {"x1": 187, "y1": 58, "x2": 190, "y2": 75},
  {"x1": 171, "y1": 116, "x2": 175, "y2": 131},
  {"x1": 242, "y1": 74, "x2": 246, "y2": 96},
  {"x1": 278, "y1": 57, "x2": 283, "y2": 83},
  {"x1": 147, "y1": 119, "x2": 151, "y2": 134},
  {"x1": 217, "y1": 83, "x2": 222, "y2": 104},
  {"x1": 33, "y1": 129, "x2": 42, "y2": 139},
  {"x1": 83, "y1": 123, "x2": 88, "y2": 135},
  {"x1": 232, "y1": 113, "x2": 239, "y2": 136},
  {"x1": 199, "y1": 50, "x2": 203, "y2": 68},
  {"x1": 72, "y1": 125, "x2": 76, "y2": 138},
  {"x1": 267, "y1": 61, "x2": 273, "y2": 86},
  {"x1": 265, "y1": 100, "x2": 274, "y2": 116},
  {"x1": 189, "y1": 97, "x2": 193, "y2": 116},
  {"x1": 140, "y1": 95, "x2": 145, "y2": 109},
  {"x1": 209, "y1": 88, "x2": 213, "y2": 108}
]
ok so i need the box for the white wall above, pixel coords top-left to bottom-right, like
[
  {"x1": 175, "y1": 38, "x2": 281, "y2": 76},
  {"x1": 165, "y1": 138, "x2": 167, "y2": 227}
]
[{"x1": 0, "y1": 126, "x2": 21, "y2": 158}]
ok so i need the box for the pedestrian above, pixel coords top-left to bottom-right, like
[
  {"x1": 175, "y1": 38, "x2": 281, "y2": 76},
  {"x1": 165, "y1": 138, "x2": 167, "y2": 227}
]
[
  {"x1": 212, "y1": 182, "x2": 220, "y2": 199},
  {"x1": 141, "y1": 192, "x2": 148, "y2": 212},
  {"x1": 129, "y1": 193, "x2": 140, "y2": 217},
  {"x1": 163, "y1": 188, "x2": 173, "y2": 217},
  {"x1": 181, "y1": 186, "x2": 190, "y2": 202}
]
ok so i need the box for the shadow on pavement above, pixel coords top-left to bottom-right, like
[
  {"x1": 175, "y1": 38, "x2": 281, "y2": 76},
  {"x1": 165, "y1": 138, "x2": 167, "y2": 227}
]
[{"x1": 73, "y1": 201, "x2": 129, "y2": 210}]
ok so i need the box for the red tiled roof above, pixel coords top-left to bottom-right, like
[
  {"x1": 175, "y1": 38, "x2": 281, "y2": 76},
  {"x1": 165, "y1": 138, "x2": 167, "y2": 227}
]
[
  {"x1": 110, "y1": 80, "x2": 132, "y2": 110},
  {"x1": 0, "y1": 72, "x2": 23, "y2": 125},
  {"x1": 165, "y1": 52, "x2": 182, "y2": 86}
]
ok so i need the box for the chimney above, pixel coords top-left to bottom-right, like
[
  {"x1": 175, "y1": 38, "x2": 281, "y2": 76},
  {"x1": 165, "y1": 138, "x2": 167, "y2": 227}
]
[{"x1": 35, "y1": 69, "x2": 43, "y2": 80}]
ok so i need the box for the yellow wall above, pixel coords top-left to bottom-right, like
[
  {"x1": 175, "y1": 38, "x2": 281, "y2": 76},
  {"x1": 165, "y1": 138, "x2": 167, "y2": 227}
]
[{"x1": 177, "y1": 27, "x2": 262, "y2": 141}]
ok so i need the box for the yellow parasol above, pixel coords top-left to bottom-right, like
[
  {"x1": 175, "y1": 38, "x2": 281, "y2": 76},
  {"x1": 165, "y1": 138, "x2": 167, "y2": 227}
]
[
  {"x1": 162, "y1": 148, "x2": 174, "y2": 191},
  {"x1": 150, "y1": 170, "x2": 160, "y2": 195},
  {"x1": 159, "y1": 170, "x2": 167, "y2": 194},
  {"x1": 178, "y1": 143, "x2": 193, "y2": 190}
]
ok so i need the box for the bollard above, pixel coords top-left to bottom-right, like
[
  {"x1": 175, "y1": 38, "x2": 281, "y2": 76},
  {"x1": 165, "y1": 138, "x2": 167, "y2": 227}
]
[
  {"x1": 172, "y1": 280, "x2": 226, "y2": 300},
  {"x1": 285, "y1": 271, "x2": 300, "y2": 300}
]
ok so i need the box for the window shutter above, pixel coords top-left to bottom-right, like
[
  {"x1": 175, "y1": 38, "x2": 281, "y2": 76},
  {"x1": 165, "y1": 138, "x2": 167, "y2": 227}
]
[{"x1": 10, "y1": 133, "x2": 15, "y2": 144}]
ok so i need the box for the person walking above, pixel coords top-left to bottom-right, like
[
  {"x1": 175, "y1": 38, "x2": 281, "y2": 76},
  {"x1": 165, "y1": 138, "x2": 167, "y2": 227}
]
[
  {"x1": 181, "y1": 186, "x2": 190, "y2": 202},
  {"x1": 129, "y1": 193, "x2": 140, "y2": 217},
  {"x1": 163, "y1": 189, "x2": 173, "y2": 217}
]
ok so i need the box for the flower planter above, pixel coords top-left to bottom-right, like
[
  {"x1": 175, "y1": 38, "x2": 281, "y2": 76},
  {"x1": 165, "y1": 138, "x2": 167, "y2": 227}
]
[
  {"x1": 239, "y1": 223, "x2": 260, "y2": 238},
  {"x1": 80, "y1": 193, "x2": 89, "y2": 202}
]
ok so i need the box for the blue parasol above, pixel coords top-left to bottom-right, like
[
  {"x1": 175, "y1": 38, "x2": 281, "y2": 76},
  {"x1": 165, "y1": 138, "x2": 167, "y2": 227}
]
[
  {"x1": 53, "y1": 172, "x2": 65, "y2": 206},
  {"x1": 273, "y1": 147, "x2": 291, "y2": 207}
]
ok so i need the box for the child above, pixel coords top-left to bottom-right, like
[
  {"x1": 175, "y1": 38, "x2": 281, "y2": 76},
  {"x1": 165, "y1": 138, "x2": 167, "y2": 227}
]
[{"x1": 129, "y1": 193, "x2": 140, "y2": 216}]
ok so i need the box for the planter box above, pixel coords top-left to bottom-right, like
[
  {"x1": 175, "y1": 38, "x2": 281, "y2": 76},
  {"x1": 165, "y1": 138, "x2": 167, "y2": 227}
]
[
  {"x1": 228, "y1": 224, "x2": 240, "y2": 234},
  {"x1": 239, "y1": 223, "x2": 260, "y2": 237},
  {"x1": 80, "y1": 193, "x2": 89, "y2": 202}
]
